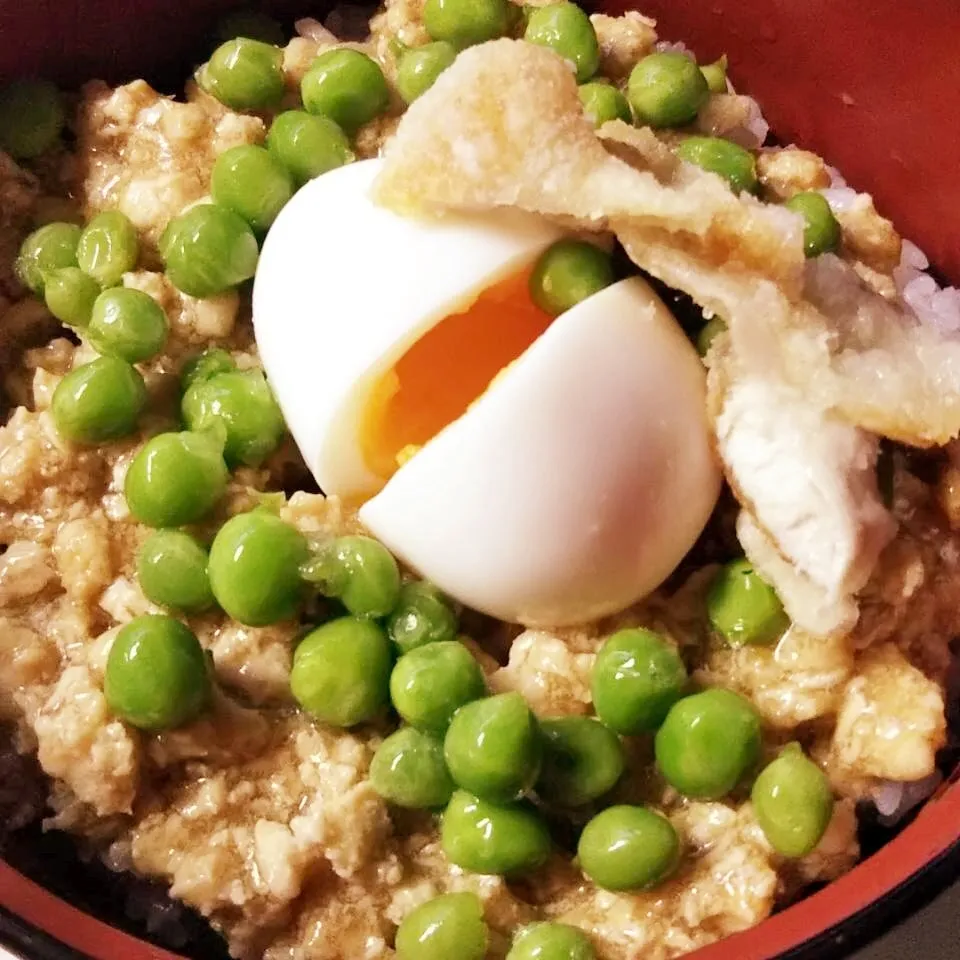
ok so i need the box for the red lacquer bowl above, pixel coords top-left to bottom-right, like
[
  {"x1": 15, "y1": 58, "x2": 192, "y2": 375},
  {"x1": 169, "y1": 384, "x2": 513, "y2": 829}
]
[{"x1": 1, "y1": 2, "x2": 959, "y2": 958}]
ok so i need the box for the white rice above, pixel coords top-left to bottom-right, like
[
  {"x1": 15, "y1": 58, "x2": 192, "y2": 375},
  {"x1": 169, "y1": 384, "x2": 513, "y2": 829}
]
[
  {"x1": 820, "y1": 165, "x2": 960, "y2": 335},
  {"x1": 872, "y1": 772, "x2": 943, "y2": 825}
]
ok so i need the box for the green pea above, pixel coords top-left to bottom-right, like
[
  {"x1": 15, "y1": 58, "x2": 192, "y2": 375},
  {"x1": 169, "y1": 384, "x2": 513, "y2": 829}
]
[
  {"x1": 396, "y1": 42, "x2": 457, "y2": 104},
  {"x1": 215, "y1": 9, "x2": 285, "y2": 46},
  {"x1": 199, "y1": 38, "x2": 285, "y2": 111},
  {"x1": 706, "y1": 558, "x2": 788, "y2": 647},
  {"x1": 370, "y1": 727, "x2": 454, "y2": 808},
  {"x1": 290, "y1": 616, "x2": 392, "y2": 726},
  {"x1": 208, "y1": 510, "x2": 308, "y2": 626},
  {"x1": 655, "y1": 688, "x2": 762, "y2": 799},
  {"x1": 387, "y1": 580, "x2": 458, "y2": 654},
  {"x1": 524, "y1": 2, "x2": 600, "y2": 83},
  {"x1": 508, "y1": 923, "x2": 595, "y2": 960},
  {"x1": 395, "y1": 892, "x2": 488, "y2": 960},
  {"x1": 51, "y1": 356, "x2": 146, "y2": 444},
  {"x1": 137, "y1": 530, "x2": 214, "y2": 613},
  {"x1": 441, "y1": 789, "x2": 551, "y2": 875},
  {"x1": 43, "y1": 267, "x2": 100, "y2": 329},
  {"x1": 211, "y1": 144, "x2": 294, "y2": 234},
  {"x1": 301, "y1": 49, "x2": 389, "y2": 134},
  {"x1": 578, "y1": 82, "x2": 631, "y2": 128},
  {"x1": 591, "y1": 628, "x2": 687, "y2": 735},
  {"x1": 701, "y1": 55, "x2": 728, "y2": 94},
  {"x1": 125, "y1": 431, "x2": 228, "y2": 528},
  {"x1": 390, "y1": 640, "x2": 486, "y2": 732},
  {"x1": 537, "y1": 716, "x2": 624, "y2": 806},
  {"x1": 627, "y1": 52, "x2": 709, "y2": 128},
  {"x1": 300, "y1": 534, "x2": 401, "y2": 618},
  {"x1": 752, "y1": 743, "x2": 834, "y2": 858},
  {"x1": 15, "y1": 222, "x2": 81, "y2": 296},
  {"x1": 696, "y1": 316, "x2": 726, "y2": 356},
  {"x1": 577, "y1": 805, "x2": 679, "y2": 891},
  {"x1": 87, "y1": 287, "x2": 168, "y2": 364},
  {"x1": 76, "y1": 211, "x2": 139, "y2": 287},
  {"x1": 0, "y1": 79, "x2": 64, "y2": 160},
  {"x1": 181, "y1": 369, "x2": 285, "y2": 467},
  {"x1": 676, "y1": 136, "x2": 758, "y2": 194},
  {"x1": 423, "y1": 0, "x2": 511, "y2": 48},
  {"x1": 529, "y1": 240, "x2": 614, "y2": 317},
  {"x1": 104, "y1": 615, "x2": 211, "y2": 731},
  {"x1": 180, "y1": 348, "x2": 236, "y2": 391},
  {"x1": 785, "y1": 191, "x2": 842, "y2": 258},
  {"x1": 160, "y1": 204, "x2": 259, "y2": 299},
  {"x1": 443, "y1": 692, "x2": 541, "y2": 803},
  {"x1": 267, "y1": 110, "x2": 354, "y2": 187}
]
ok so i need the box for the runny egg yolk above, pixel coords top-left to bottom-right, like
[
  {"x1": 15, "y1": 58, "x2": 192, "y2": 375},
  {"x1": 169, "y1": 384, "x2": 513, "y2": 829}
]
[{"x1": 361, "y1": 266, "x2": 553, "y2": 481}]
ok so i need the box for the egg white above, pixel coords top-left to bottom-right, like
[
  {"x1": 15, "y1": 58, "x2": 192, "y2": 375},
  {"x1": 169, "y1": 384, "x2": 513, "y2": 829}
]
[
  {"x1": 360, "y1": 276, "x2": 721, "y2": 625},
  {"x1": 254, "y1": 157, "x2": 562, "y2": 500}
]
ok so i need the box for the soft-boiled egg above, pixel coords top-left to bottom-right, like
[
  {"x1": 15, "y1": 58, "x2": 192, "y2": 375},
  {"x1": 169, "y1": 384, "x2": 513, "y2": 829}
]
[{"x1": 254, "y1": 158, "x2": 721, "y2": 626}]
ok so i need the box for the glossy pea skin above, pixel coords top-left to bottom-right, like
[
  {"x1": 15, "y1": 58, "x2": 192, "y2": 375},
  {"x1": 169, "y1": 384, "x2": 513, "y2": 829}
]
[
  {"x1": 627, "y1": 52, "x2": 709, "y2": 128},
  {"x1": 200, "y1": 38, "x2": 285, "y2": 111},
  {"x1": 290, "y1": 616, "x2": 392, "y2": 726},
  {"x1": 396, "y1": 42, "x2": 458, "y2": 104},
  {"x1": 395, "y1": 892, "x2": 488, "y2": 960},
  {"x1": 390, "y1": 640, "x2": 486, "y2": 733},
  {"x1": 104, "y1": 615, "x2": 211, "y2": 731},
  {"x1": 137, "y1": 530, "x2": 214, "y2": 613},
  {"x1": 591, "y1": 628, "x2": 688, "y2": 735},
  {"x1": 696, "y1": 316, "x2": 726, "y2": 357},
  {"x1": 160, "y1": 204, "x2": 259, "y2": 299},
  {"x1": 578, "y1": 82, "x2": 631, "y2": 128},
  {"x1": 211, "y1": 145, "x2": 294, "y2": 234},
  {"x1": 43, "y1": 267, "x2": 100, "y2": 329},
  {"x1": 51, "y1": 356, "x2": 146, "y2": 444},
  {"x1": 267, "y1": 110, "x2": 354, "y2": 187},
  {"x1": 0, "y1": 79, "x2": 64, "y2": 159},
  {"x1": 88, "y1": 287, "x2": 168, "y2": 363},
  {"x1": 181, "y1": 369, "x2": 285, "y2": 467},
  {"x1": 370, "y1": 727, "x2": 454, "y2": 808},
  {"x1": 300, "y1": 534, "x2": 401, "y2": 618},
  {"x1": 537, "y1": 716, "x2": 624, "y2": 806},
  {"x1": 215, "y1": 9, "x2": 285, "y2": 46},
  {"x1": 208, "y1": 510, "x2": 308, "y2": 626},
  {"x1": 15, "y1": 222, "x2": 81, "y2": 296},
  {"x1": 577, "y1": 805, "x2": 679, "y2": 891},
  {"x1": 125, "y1": 431, "x2": 228, "y2": 528},
  {"x1": 654, "y1": 688, "x2": 762, "y2": 799},
  {"x1": 387, "y1": 580, "x2": 458, "y2": 654},
  {"x1": 524, "y1": 2, "x2": 600, "y2": 83},
  {"x1": 180, "y1": 348, "x2": 236, "y2": 391},
  {"x1": 507, "y1": 923, "x2": 595, "y2": 960},
  {"x1": 301, "y1": 49, "x2": 389, "y2": 134},
  {"x1": 676, "y1": 136, "x2": 758, "y2": 194},
  {"x1": 785, "y1": 191, "x2": 842, "y2": 258},
  {"x1": 706, "y1": 558, "x2": 788, "y2": 648},
  {"x1": 423, "y1": 0, "x2": 512, "y2": 48},
  {"x1": 76, "y1": 211, "x2": 139, "y2": 287},
  {"x1": 441, "y1": 789, "x2": 551, "y2": 875},
  {"x1": 701, "y1": 55, "x2": 728, "y2": 94},
  {"x1": 444, "y1": 692, "x2": 541, "y2": 803},
  {"x1": 529, "y1": 240, "x2": 614, "y2": 317},
  {"x1": 752, "y1": 744, "x2": 834, "y2": 857}
]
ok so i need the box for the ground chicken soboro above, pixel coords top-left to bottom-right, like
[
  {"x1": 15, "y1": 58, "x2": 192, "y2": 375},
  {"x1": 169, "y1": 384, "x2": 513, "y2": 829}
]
[{"x1": 1, "y1": 3, "x2": 959, "y2": 960}]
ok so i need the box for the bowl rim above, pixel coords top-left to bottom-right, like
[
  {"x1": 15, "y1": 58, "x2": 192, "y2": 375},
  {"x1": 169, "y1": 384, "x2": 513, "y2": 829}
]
[{"x1": 1, "y1": 774, "x2": 959, "y2": 960}]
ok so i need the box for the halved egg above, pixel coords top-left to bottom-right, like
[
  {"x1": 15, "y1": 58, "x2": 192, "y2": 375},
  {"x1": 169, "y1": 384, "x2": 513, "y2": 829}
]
[{"x1": 253, "y1": 158, "x2": 721, "y2": 626}]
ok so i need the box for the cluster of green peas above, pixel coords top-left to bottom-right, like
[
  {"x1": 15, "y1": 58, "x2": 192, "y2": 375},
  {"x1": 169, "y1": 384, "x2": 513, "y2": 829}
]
[
  {"x1": 13, "y1": 210, "x2": 175, "y2": 444},
  {"x1": 379, "y1": 557, "x2": 834, "y2": 960}
]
